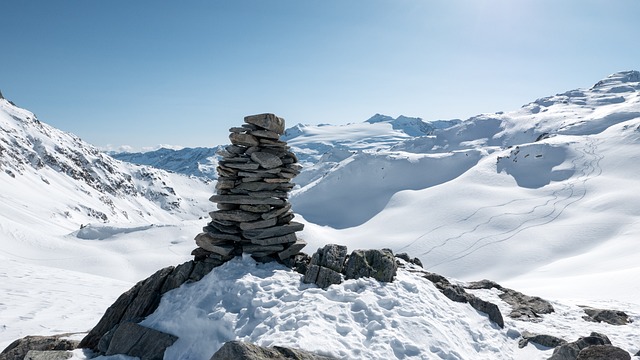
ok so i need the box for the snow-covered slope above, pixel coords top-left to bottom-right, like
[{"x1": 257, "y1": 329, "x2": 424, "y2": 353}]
[
  {"x1": 290, "y1": 70, "x2": 640, "y2": 304},
  {"x1": 0, "y1": 97, "x2": 213, "y2": 281}
]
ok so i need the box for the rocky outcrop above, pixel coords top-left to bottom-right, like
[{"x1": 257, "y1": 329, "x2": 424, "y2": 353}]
[
  {"x1": 466, "y1": 279, "x2": 554, "y2": 321},
  {"x1": 547, "y1": 332, "x2": 621, "y2": 360},
  {"x1": 581, "y1": 306, "x2": 631, "y2": 325},
  {"x1": 302, "y1": 245, "x2": 397, "y2": 288},
  {"x1": 78, "y1": 258, "x2": 220, "y2": 353},
  {"x1": 519, "y1": 331, "x2": 567, "y2": 349},
  {"x1": 102, "y1": 322, "x2": 177, "y2": 360},
  {"x1": 23, "y1": 351, "x2": 73, "y2": 360},
  {"x1": 422, "y1": 272, "x2": 505, "y2": 328},
  {"x1": 344, "y1": 249, "x2": 397, "y2": 282},
  {"x1": 210, "y1": 341, "x2": 336, "y2": 360},
  {"x1": 0, "y1": 335, "x2": 78, "y2": 360},
  {"x1": 395, "y1": 252, "x2": 423, "y2": 267},
  {"x1": 575, "y1": 345, "x2": 631, "y2": 360},
  {"x1": 193, "y1": 113, "x2": 305, "y2": 263}
]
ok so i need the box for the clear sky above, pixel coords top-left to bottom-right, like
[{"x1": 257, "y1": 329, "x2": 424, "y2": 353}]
[{"x1": 1, "y1": 0, "x2": 639, "y2": 151}]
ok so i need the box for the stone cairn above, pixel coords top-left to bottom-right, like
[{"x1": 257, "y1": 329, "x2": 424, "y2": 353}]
[{"x1": 192, "y1": 113, "x2": 306, "y2": 263}]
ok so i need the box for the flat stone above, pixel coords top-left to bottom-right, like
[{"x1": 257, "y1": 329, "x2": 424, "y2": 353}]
[
  {"x1": 244, "y1": 113, "x2": 285, "y2": 134},
  {"x1": 105, "y1": 322, "x2": 178, "y2": 360},
  {"x1": 205, "y1": 221, "x2": 240, "y2": 234},
  {"x1": 210, "y1": 195, "x2": 285, "y2": 206},
  {"x1": 239, "y1": 217, "x2": 278, "y2": 231},
  {"x1": 209, "y1": 209, "x2": 262, "y2": 222},
  {"x1": 247, "y1": 191, "x2": 288, "y2": 199},
  {"x1": 221, "y1": 162, "x2": 260, "y2": 170},
  {"x1": 243, "y1": 244, "x2": 284, "y2": 253},
  {"x1": 229, "y1": 126, "x2": 247, "y2": 133},
  {"x1": 197, "y1": 230, "x2": 242, "y2": 244},
  {"x1": 249, "y1": 233, "x2": 297, "y2": 246},
  {"x1": 249, "y1": 129, "x2": 280, "y2": 140},
  {"x1": 217, "y1": 166, "x2": 237, "y2": 177},
  {"x1": 250, "y1": 151, "x2": 283, "y2": 169},
  {"x1": 195, "y1": 235, "x2": 235, "y2": 256},
  {"x1": 237, "y1": 171, "x2": 278, "y2": 179},
  {"x1": 264, "y1": 178, "x2": 291, "y2": 183},
  {"x1": 239, "y1": 204, "x2": 272, "y2": 213},
  {"x1": 262, "y1": 203, "x2": 292, "y2": 220},
  {"x1": 226, "y1": 145, "x2": 246, "y2": 154},
  {"x1": 235, "y1": 182, "x2": 280, "y2": 192},
  {"x1": 216, "y1": 179, "x2": 236, "y2": 190},
  {"x1": 229, "y1": 133, "x2": 259, "y2": 147},
  {"x1": 278, "y1": 239, "x2": 307, "y2": 260},
  {"x1": 243, "y1": 222, "x2": 304, "y2": 239},
  {"x1": 277, "y1": 212, "x2": 295, "y2": 224},
  {"x1": 216, "y1": 203, "x2": 239, "y2": 211}
]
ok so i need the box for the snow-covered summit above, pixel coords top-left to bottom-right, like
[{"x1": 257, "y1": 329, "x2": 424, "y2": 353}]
[{"x1": 591, "y1": 70, "x2": 640, "y2": 89}]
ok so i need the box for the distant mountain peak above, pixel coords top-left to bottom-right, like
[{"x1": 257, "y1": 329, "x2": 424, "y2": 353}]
[{"x1": 592, "y1": 70, "x2": 640, "y2": 89}]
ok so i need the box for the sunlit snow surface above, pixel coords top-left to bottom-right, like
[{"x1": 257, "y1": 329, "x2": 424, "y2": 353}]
[{"x1": 2, "y1": 71, "x2": 640, "y2": 358}]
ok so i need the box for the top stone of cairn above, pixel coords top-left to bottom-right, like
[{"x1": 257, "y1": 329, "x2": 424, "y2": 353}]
[{"x1": 245, "y1": 113, "x2": 286, "y2": 135}]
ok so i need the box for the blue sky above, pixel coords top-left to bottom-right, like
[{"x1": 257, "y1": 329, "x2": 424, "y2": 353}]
[{"x1": 1, "y1": 0, "x2": 639, "y2": 151}]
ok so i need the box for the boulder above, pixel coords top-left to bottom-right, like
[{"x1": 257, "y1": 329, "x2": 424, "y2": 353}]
[
  {"x1": 519, "y1": 331, "x2": 567, "y2": 349},
  {"x1": 467, "y1": 296, "x2": 505, "y2": 329},
  {"x1": 581, "y1": 306, "x2": 631, "y2": 325},
  {"x1": 548, "y1": 333, "x2": 614, "y2": 360},
  {"x1": 0, "y1": 335, "x2": 78, "y2": 360},
  {"x1": 23, "y1": 351, "x2": 73, "y2": 360},
  {"x1": 343, "y1": 249, "x2": 396, "y2": 282},
  {"x1": 466, "y1": 279, "x2": 554, "y2": 320},
  {"x1": 104, "y1": 322, "x2": 177, "y2": 360},
  {"x1": 210, "y1": 340, "x2": 336, "y2": 360},
  {"x1": 575, "y1": 345, "x2": 631, "y2": 360}
]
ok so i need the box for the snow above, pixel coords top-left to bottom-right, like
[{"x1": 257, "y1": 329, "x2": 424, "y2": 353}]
[{"x1": 2, "y1": 71, "x2": 640, "y2": 358}]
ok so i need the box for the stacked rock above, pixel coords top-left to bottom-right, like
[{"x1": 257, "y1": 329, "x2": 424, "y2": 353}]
[{"x1": 193, "y1": 113, "x2": 306, "y2": 263}]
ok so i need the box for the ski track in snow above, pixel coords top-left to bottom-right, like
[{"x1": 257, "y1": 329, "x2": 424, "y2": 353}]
[{"x1": 408, "y1": 137, "x2": 603, "y2": 272}]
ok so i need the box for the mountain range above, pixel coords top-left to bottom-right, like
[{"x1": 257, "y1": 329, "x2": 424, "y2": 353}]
[{"x1": 1, "y1": 71, "x2": 639, "y2": 359}]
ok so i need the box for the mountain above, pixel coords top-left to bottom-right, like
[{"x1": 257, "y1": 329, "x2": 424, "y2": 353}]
[
  {"x1": 111, "y1": 146, "x2": 221, "y2": 179},
  {"x1": 2, "y1": 72, "x2": 640, "y2": 359},
  {"x1": 0, "y1": 96, "x2": 213, "y2": 282}
]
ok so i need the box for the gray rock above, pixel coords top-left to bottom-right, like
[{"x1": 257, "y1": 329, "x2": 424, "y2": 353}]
[
  {"x1": 243, "y1": 244, "x2": 285, "y2": 253},
  {"x1": 210, "y1": 340, "x2": 336, "y2": 360},
  {"x1": 236, "y1": 182, "x2": 280, "y2": 192},
  {"x1": 105, "y1": 322, "x2": 177, "y2": 360},
  {"x1": 548, "y1": 333, "x2": 613, "y2": 360},
  {"x1": 229, "y1": 133, "x2": 260, "y2": 147},
  {"x1": 576, "y1": 345, "x2": 631, "y2": 360},
  {"x1": 395, "y1": 253, "x2": 423, "y2": 267},
  {"x1": 250, "y1": 233, "x2": 297, "y2": 246},
  {"x1": 519, "y1": 331, "x2": 567, "y2": 349},
  {"x1": 466, "y1": 280, "x2": 553, "y2": 320},
  {"x1": 312, "y1": 244, "x2": 348, "y2": 273},
  {"x1": 239, "y1": 217, "x2": 278, "y2": 231},
  {"x1": 209, "y1": 194, "x2": 285, "y2": 206},
  {"x1": 262, "y1": 203, "x2": 292, "y2": 220},
  {"x1": 240, "y1": 204, "x2": 273, "y2": 213},
  {"x1": 24, "y1": 350, "x2": 72, "y2": 360},
  {"x1": 244, "y1": 113, "x2": 286, "y2": 134},
  {"x1": 303, "y1": 264, "x2": 321, "y2": 284},
  {"x1": 251, "y1": 151, "x2": 283, "y2": 169},
  {"x1": 582, "y1": 306, "x2": 631, "y2": 325},
  {"x1": 343, "y1": 249, "x2": 397, "y2": 282},
  {"x1": 195, "y1": 234, "x2": 235, "y2": 256},
  {"x1": 243, "y1": 222, "x2": 304, "y2": 239},
  {"x1": 1, "y1": 335, "x2": 78, "y2": 360},
  {"x1": 467, "y1": 296, "x2": 505, "y2": 329},
  {"x1": 315, "y1": 267, "x2": 343, "y2": 288},
  {"x1": 209, "y1": 209, "x2": 262, "y2": 222},
  {"x1": 250, "y1": 129, "x2": 281, "y2": 140},
  {"x1": 278, "y1": 239, "x2": 307, "y2": 260},
  {"x1": 221, "y1": 162, "x2": 260, "y2": 170}
]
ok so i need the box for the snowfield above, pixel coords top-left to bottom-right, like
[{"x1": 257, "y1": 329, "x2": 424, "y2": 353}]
[{"x1": 2, "y1": 71, "x2": 640, "y2": 358}]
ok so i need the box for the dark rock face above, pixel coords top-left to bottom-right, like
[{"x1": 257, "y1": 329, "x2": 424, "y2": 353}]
[
  {"x1": 344, "y1": 249, "x2": 397, "y2": 282},
  {"x1": 548, "y1": 332, "x2": 615, "y2": 360},
  {"x1": 466, "y1": 279, "x2": 554, "y2": 321},
  {"x1": 395, "y1": 253, "x2": 423, "y2": 267},
  {"x1": 303, "y1": 245, "x2": 397, "y2": 288},
  {"x1": 104, "y1": 322, "x2": 177, "y2": 360},
  {"x1": 210, "y1": 341, "x2": 336, "y2": 360},
  {"x1": 519, "y1": 331, "x2": 567, "y2": 349},
  {"x1": 575, "y1": 345, "x2": 631, "y2": 360},
  {"x1": 79, "y1": 259, "x2": 220, "y2": 353},
  {"x1": 422, "y1": 272, "x2": 505, "y2": 328},
  {"x1": 0, "y1": 335, "x2": 78, "y2": 360},
  {"x1": 581, "y1": 306, "x2": 631, "y2": 325}
]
